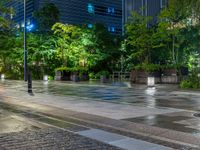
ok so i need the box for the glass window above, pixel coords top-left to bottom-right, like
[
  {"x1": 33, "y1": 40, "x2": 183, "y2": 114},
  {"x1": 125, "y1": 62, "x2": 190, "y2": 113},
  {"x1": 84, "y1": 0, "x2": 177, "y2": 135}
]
[
  {"x1": 88, "y1": 3, "x2": 94, "y2": 13},
  {"x1": 87, "y1": 23, "x2": 93, "y2": 29},
  {"x1": 108, "y1": 26, "x2": 115, "y2": 32},
  {"x1": 108, "y1": 7, "x2": 115, "y2": 14}
]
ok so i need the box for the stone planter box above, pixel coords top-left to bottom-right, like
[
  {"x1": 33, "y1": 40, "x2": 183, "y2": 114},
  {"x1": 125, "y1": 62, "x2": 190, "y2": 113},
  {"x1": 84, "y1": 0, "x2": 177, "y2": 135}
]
[
  {"x1": 161, "y1": 75, "x2": 179, "y2": 84},
  {"x1": 100, "y1": 75, "x2": 108, "y2": 83},
  {"x1": 131, "y1": 70, "x2": 161, "y2": 84},
  {"x1": 55, "y1": 71, "x2": 61, "y2": 81},
  {"x1": 162, "y1": 68, "x2": 177, "y2": 76},
  {"x1": 71, "y1": 74, "x2": 80, "y2": 82},
  {"x1": 55, "y1": 70, "x2": 71, "y2": 81},
  {"x1": 80, "y1": 73, "x2": 89, "y2": 81}
]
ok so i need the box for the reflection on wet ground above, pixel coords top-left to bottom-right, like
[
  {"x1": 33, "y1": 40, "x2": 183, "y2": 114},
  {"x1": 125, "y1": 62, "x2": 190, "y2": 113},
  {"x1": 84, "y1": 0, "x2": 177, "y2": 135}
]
[
  {"x1": 125, "y1": 111, "x2": 200, "y2": 135},
  {"x1": 0, "y1": 101, "x2": 88, "y2": 134},
  {"x1": 0, "y1": 105, "x2": 40, "y2": 134},
  {"x1": 0, "y1": 80, "x2": 200, "y2": 135},
  {"x1": 0, "y1": 80, "x2": 199, "y2": 111}
]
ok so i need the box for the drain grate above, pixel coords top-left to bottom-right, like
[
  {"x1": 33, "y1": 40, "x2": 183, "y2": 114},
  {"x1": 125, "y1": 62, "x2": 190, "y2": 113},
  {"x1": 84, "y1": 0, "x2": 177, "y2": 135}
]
[{"x1": 193, "y1": 113, "x2": 200, "y2": 117}]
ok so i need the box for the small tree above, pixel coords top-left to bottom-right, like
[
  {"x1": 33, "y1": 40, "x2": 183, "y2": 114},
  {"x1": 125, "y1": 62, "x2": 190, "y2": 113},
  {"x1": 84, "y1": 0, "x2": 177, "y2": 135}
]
[{"x1": 125, "y1": 12, "x2": 153, "y2": 64}]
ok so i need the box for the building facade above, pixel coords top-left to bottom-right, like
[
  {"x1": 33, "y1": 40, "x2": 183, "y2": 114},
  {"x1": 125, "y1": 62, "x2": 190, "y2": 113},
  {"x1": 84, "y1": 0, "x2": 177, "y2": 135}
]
[
  {"x1": 7, "y1": 0, "x2": 123, "y2": 34},
  {"x1": 123, "y1": 0, "x2": 168, "y2": 25}
]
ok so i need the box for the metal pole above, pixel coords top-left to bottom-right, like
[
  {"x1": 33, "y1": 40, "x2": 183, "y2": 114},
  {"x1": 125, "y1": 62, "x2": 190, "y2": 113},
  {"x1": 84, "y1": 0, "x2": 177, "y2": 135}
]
[{"x1": 24, "y1": 0, "x2": 28, "y2": 81}]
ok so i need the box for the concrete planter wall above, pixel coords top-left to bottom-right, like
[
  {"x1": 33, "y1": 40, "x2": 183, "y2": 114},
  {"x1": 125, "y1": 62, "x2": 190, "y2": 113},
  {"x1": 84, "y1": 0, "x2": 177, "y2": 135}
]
[
  {"x1": 71, "y1": 74, "x2": 80, "y2": 82},
  {"x1": 100, "y1": 75, "x2": 108, "y2": 83},
  {"x1": 55, "y1": 70, "x2": 89, "y2": 81},
  {"x1": 131, "y1": 68, "x2": 182, "y2": 84},
  {"x1": 55, "y1": 71, "x2": 62, "y2": 81},
  {"x1": 161, "y1": 75, "x2": 179, "y2": 84}
]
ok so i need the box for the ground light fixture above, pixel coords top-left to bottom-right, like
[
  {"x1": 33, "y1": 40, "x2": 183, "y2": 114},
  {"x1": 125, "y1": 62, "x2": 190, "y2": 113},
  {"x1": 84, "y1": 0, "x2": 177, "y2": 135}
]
[
  {"x1": 147, "y1": 77, "x2": 155, "y2": 87},
  {"x1": 1, "y1": 74, "x2": 5, "y2": 80}
]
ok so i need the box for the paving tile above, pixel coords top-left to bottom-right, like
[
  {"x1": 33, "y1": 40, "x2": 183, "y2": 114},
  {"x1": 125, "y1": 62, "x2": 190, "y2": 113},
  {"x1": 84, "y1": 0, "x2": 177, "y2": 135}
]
[
  {"x1": 78, "y1": 129, "x2": 173, "y2": 150},
  {"x1": 78, "y1": 129, "x2": 125, "y2": 143},
  {"x1": 109, "y1": 138, "x2": 172, "y2": 150}
]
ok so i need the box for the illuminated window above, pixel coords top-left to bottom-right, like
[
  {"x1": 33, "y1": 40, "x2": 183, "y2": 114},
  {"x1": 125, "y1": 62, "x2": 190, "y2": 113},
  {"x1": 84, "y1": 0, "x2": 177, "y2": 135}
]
[
  {"x1": 108, "y1": 26, "x2": 115, "y2": 32},
  {"x1": 88, "y1": 3, "x2": 94, "y2": 13},
  {"x1": 108, "y1": 7, "x2": 115, "y2": 14},
  {"x1": 87, "y1": 23, "x2": 93, "y2": 29}
]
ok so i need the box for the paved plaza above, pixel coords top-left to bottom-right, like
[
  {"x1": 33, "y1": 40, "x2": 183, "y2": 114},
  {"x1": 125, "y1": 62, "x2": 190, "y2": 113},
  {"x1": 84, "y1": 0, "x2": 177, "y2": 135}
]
[{"x1": 0, "y1": 80, "x2": 199, "y2": 149}]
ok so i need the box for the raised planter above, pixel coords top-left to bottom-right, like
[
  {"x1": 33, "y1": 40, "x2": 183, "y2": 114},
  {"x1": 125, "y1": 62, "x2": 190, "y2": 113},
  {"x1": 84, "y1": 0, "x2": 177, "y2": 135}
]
[
  {"x1": 71, "y1": 74, "x2": 80, "y2": 82},
  {"x1": 55, "y1": 71, "x2": 62, "y2": 81},
  {"x1": 161, "y1": 75, "x2": 179, "y2": 84},
  {"x1": 100, "y1": 75, "x2": 108, "y2": 83},
  {"x1": 131, "y1": 70, "x2": 161, "y2": 84},
  {"x1": 80, "y1": 72, "x2": 89, "y2": 81},
  {"x1": 161, "y1": 68, "x2": 180, "y2": 84}
]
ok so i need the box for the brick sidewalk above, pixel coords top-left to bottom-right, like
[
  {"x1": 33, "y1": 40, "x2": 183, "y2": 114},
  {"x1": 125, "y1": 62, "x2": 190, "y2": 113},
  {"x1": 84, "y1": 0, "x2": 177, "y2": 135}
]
[{"x1": 0, "y1": 128, "x2": 122, "y2": 150}]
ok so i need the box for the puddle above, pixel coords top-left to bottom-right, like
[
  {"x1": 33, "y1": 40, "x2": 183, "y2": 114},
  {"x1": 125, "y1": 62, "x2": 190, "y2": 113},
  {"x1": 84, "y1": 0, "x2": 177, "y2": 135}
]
[{"x1": 193, "y1": 113, "x2": 200, "y2": 118}]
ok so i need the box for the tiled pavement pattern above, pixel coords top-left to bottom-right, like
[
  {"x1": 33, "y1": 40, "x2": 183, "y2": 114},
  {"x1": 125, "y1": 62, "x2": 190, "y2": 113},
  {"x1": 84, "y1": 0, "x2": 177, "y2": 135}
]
[
  {"x1": 0, "y1": 128, "x2": 123, "y2": 150},
  {"x1": 0, "y1": 81, "x2": 200, "y2": 149},
  {"x1": 78, "y1": 129, "x2": 173, "y2": 150},
  {"x1": 0, "y1": 101, "x2": 174, "y2": 150},
  {"x1": 125, "y1": 111, "x2": 200, "y2": 135},
  {"x1": 0, "y1": 99, "x2": 199, "y2": 150}
]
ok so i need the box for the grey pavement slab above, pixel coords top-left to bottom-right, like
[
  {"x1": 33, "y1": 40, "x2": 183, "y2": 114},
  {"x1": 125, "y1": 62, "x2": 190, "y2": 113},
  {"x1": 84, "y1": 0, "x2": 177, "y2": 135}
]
[
  {"x1": 1, "y1": 88, "x2": 182, "y2": 120},
  {"x1": 78, "y1": 129, "x2": 125, "y2": 143},
  {"x1": 110, "y1": 138, "x2": 173, "y2": 150},
  {"x1": 78, "y1": 129, "x2": 173, "y2": 150}
]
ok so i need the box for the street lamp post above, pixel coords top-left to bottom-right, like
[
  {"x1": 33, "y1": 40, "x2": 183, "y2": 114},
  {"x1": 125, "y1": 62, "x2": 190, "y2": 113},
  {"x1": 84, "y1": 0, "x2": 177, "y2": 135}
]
[
  {"x1": 24, "y1": 0, "x2": 27, "y2": 81},
  {"x1": 24, "y1": 0, "x2": 32, "y2": 93}
]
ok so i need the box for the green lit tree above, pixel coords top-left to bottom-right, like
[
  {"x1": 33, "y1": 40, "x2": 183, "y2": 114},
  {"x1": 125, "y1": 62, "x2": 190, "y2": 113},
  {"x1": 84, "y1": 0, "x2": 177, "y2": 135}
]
[{"x1": 125, "y1": 12, "x2": 154, "y2": 65}]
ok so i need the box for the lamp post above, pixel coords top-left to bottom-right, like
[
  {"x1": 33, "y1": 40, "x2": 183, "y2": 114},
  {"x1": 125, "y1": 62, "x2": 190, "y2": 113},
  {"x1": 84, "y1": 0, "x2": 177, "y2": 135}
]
[
  {"x1": 24, "y1": 0, "x2": 32, "y2": 93},
  {"x1": 24, "y1": 0, "x2": 27, "y2": 81}
]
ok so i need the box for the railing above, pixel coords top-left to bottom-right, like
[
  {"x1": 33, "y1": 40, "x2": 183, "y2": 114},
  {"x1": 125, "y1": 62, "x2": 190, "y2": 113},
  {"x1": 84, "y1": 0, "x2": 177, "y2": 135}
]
[{"x1": 110, "y1": 72, "x2": 131, "y2": 81}]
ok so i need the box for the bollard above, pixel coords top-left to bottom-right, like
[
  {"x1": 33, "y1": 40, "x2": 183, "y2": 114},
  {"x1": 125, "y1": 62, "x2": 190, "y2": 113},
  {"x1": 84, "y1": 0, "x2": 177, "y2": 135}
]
[{"x1": 28, "y1": 72, "x2": 32, "y2": 93}]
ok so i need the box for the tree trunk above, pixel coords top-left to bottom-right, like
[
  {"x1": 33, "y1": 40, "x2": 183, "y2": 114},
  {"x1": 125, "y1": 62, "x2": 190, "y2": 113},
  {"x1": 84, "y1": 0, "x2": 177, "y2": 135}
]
[{"x1": 172, "y1": 35, "x2": 175, "y2": 64}]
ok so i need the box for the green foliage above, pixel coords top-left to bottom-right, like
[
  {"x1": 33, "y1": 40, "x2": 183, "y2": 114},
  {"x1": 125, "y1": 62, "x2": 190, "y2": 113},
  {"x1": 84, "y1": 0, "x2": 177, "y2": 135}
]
[
  {"x1": 95, "y1": 71, "x2": 110, "y2": 79},
  {"x1": 55, "y1": 67, "x2": 88, "y2": 73},
  {"x1": 180, "y1": 80, "x2": 193, "y2": 89},
  {"x1": 123, "y1": 0, "x2": 200, "y2": 74},
  {"x1": 134, "y1": 64, "x2": 161, "y2": 72},
  {"x1": 48, "y1": 76, "x2": 54, "y2": 81},
  {"x1": 125, "y1": 12, "x2": 153, "y2": 64},
  {"x1": 0, "y1": 0, "x2": 13, "y2": 30}
]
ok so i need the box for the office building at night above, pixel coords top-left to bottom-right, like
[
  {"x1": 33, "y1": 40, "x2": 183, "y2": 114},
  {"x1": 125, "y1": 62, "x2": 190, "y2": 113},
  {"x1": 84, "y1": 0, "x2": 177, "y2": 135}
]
[
  {"x1": 6, "y1": 0, "x2": 123, "y2": 34},
  {"x1": 123, "y1": 0, "x2": 167, "y2": 26}
]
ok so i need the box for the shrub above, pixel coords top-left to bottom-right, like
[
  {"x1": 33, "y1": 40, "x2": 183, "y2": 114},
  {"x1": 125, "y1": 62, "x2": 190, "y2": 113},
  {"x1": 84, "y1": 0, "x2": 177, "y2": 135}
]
[
  {"x1": 48, "y1": 76, "x2": 54, "y2": 81},
  {"x1": 55, "y1": 67, "x2": 88, "y2": 73},
  {"x1": 180, "y1": 80, "x2": 193, "y2": 89},
  {"x1": 134, "y1": 64, "x2": 161, "y2": 72},
  {"x1": 95, "y1": 71, "x2": 110, "y2": 79},
  {"x1": 180, "y1": 72, "x2": 200, "y2": 89}
]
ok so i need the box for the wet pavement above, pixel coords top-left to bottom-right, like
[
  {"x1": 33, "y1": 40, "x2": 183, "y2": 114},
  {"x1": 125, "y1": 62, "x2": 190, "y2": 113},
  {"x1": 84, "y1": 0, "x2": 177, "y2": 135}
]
[
  {"x1": 0, "y1": 80, "x2": 200, "y2": 149},
  {"x1": 0, "y1": 80, "x2": 199, "y2": 111}
]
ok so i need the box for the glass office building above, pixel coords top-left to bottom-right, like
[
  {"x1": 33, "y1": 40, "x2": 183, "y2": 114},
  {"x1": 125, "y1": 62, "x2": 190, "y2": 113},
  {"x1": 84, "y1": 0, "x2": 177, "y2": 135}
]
[
  {"x1": 7, "y1": 0, "x2": 123, "y2": 34},
  {"x1": 123, "y1": 0, "x2": 168, "y2": 25}
]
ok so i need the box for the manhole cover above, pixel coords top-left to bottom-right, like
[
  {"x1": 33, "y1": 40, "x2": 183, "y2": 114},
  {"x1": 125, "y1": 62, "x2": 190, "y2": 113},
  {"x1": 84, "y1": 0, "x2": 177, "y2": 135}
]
[{"x1": 194, "y1": 113, "x2": 200, "y2": 117}]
